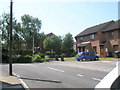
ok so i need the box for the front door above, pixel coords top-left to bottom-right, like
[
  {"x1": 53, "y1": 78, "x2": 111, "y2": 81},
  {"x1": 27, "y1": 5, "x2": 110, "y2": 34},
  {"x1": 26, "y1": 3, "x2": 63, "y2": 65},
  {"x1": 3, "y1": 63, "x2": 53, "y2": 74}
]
[
  {"x1": 100, "y1": 46, "x2": 104, "y2": 57},
  {"x1": 81, "y1": 47, "x2": 85, "y2": 52}
]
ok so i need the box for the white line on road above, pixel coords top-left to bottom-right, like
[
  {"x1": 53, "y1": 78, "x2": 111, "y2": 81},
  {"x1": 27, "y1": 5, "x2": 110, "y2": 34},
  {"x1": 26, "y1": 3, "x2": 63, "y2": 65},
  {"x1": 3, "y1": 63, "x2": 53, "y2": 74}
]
[
  {"x1": 92, "y1": 78, "x2": 101, "y2": 81},
  {"x1": 47, "y1": 67, "x2": 65, "y2": 72},
  {"x1": 13, "y1": 72, "x2": 30, "y2": 90},
  {"x1": 77, "y1": 74, "x2": 84, "y2": 77}
]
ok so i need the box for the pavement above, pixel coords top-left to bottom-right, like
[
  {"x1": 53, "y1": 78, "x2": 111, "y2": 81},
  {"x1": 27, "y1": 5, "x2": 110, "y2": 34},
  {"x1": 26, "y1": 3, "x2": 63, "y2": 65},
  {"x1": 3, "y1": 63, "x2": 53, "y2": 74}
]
[{"x1": 0, "y1": 64, "x2": 25, "y2": 90}]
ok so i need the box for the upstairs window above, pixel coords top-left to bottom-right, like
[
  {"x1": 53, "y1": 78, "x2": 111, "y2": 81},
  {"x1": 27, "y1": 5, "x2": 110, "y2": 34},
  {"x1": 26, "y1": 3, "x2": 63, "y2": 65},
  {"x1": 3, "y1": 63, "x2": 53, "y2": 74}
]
[
  {"x1": 108, "y1": 31, "x2": 114, "y2": 39},
  {"x1": 79, "y1": 37, "x2": 82, "y2": 41},
  {"x1": 90, "y1": 34, "x2": 94, "y2": 40}
]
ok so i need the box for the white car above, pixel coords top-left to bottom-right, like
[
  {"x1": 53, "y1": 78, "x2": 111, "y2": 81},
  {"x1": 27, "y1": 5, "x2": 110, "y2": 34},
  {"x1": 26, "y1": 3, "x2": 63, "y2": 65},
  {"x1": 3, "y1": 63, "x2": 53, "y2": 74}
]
[{"x1": 95, "y1": 61, "x2": 120, "y2": 89}]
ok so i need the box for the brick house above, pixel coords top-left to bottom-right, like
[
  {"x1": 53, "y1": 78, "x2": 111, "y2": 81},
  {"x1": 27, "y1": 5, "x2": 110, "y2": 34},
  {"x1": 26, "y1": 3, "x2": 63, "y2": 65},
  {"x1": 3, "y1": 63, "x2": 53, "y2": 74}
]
[{"x1": 75, "y1": 20, "x2": 120, "y2": 57}]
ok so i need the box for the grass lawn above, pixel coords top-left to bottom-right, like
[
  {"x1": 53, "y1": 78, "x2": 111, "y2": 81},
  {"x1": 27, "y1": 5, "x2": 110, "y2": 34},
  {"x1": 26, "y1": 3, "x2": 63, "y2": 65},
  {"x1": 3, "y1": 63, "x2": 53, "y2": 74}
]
[
  {"x1": 45, "y1": 55, "x2": 76, "y2": 61},
  {"x1": 64, "y1": 57, "x2": 76, "y2": 61},
  {"x1": 100, "y1": 57, "x2": 117, "y2": 60}
]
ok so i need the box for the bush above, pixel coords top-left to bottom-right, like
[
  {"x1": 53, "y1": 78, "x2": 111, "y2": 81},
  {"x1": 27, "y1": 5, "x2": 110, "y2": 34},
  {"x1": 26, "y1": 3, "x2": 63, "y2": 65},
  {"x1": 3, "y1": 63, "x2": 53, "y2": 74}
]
[
  {"x1": 32, "y1": 53, "x2": 45, "y2": 63},
  {"x1": 16, "y1": 50, "x2": 33, "y2": 56},
  {"x1": 62, "y1": 49, "x2": 75, "y2": 57},
  {"x1": 17, "y1": 55, "x2": 32, "y2": 63},
  {"x1": 7, "y1": 52, "x2": 45, "y2": 63},
  {"x1": 2, "y1": 49, "x2": 9, "y2": 63}
]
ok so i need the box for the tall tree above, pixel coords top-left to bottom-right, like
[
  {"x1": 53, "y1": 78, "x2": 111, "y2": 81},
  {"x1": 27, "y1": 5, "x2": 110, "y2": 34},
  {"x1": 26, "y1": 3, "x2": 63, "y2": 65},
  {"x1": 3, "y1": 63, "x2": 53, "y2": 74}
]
[
  {"x1": 62, "y1": 33, "x2": 74, "y2": 56},
  {"x1": 0, "y1": 13, "x2": 23, "y2": 51},
  {"x1": 43, "y1": 35, "x2": 62, "y2": 54},
  {"x1": 38, "y1": 32, "x2": 46, "y2": 52},
  {"x1": 21, "y1": 14, "x2": 42, "y2": 50}
]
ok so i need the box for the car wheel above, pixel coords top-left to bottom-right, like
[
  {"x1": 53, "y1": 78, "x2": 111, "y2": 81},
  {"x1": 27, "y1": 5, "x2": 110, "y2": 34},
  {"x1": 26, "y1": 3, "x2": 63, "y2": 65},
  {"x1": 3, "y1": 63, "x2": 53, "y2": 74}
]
[
  {"x1": 82, "y1": 58, "x2": 86, "y2": 61},
  {"x1": 96, "y1": 57, "x2": 99, "y2": 60}
]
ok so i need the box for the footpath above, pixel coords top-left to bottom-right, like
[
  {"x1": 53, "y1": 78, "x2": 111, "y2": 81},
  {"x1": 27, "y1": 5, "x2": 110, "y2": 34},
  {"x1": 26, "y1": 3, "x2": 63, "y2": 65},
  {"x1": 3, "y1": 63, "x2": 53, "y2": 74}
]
[{"x1": 0, "y1": 65, "x2": 25, "y2": 90}]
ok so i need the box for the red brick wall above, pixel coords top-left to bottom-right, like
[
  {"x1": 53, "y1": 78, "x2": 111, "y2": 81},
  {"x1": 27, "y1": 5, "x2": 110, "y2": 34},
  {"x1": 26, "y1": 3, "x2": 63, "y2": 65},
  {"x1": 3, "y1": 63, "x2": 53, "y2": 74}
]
[
  {"x1": 91, "y1": 40, "x2": 100, "y2": 56},
  {"x1": 75, "y1": 29, "x2": 120, "y2": 57}
]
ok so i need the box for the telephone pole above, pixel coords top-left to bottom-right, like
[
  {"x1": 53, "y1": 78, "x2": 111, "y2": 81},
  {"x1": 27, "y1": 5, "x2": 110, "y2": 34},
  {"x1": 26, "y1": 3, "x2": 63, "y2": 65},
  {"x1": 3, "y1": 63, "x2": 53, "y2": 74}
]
[{"x1": 9, "y1": 0, "x2": 13, "y2": 76}]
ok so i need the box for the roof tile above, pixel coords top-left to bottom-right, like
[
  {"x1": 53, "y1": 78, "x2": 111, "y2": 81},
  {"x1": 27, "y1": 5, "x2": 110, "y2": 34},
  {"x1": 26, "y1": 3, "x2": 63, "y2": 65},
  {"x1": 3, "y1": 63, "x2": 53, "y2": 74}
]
[{"x1": 75, "y1": 20, "x2": 115, "y2": 38}]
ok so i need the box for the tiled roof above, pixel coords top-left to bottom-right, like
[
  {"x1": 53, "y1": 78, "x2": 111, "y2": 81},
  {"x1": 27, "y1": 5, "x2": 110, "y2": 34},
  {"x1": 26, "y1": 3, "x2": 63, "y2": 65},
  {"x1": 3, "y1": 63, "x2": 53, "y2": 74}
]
[
  {"x1": 75, "y1": 20, "x2": 115, "y2": 38},
  {"x1": 102, "y1": 20, "x2": 120, "y2": 32},
  {"x1": 46, "y1": 32, "x2": 55, "y2": 37}
]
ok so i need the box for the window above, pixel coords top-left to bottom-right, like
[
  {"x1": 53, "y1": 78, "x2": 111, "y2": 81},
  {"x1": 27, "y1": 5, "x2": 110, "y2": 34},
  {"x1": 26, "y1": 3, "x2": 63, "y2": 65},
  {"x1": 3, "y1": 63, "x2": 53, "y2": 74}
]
[
  {"x1": 111, "y1": 31, "x2": 114, "y2": 35},
  {"x1": 80, "y1": 37, "x2": 82, "y2": 41},
  {"x1": 113, "y1": 45, "x2": 118, "y2": 51},
  {"x1": 90, "y1": 34, "x2": 94, "y2": 40},
  {"x1": 108, "y1": 31, "x2": 114, "y2": 38}
]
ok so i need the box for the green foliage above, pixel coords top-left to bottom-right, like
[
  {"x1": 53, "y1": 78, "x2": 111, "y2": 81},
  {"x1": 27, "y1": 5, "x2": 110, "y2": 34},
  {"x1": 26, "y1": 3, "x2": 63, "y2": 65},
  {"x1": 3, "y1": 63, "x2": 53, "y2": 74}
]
[
  {"x1": 21, "y1": 14, "x2": 42, "y2": 50},
  {"x1": 12, "y1": 53, "x2": 45, "y2": 63},
  {"x1": 37, "y1": 32, "x2": 46, "y2": 52},
  {"x1": 62, "y1": 33, "x2": 74, "y2": 57},
  {"x1": 32, "y1": 53, "x2": 45, "y2": 62},
  {"x1": 1, "y1": 13, "x2": 42, "y2": 56},
  {"x1": 1, "y1": 13, "x2": 23, "y2": 51},
  {"x1": 17, "y1": 55, "x2": 32, "y2": 63},
  {"x1": 2, "y1": 48, "x2": 9, "y2": 63},
  {"x1": 43, "y1": 35, "x2": 62, "y2": 54},
  {"x1": 1, "y1": 12, "x2": 76, "y2": 62}
]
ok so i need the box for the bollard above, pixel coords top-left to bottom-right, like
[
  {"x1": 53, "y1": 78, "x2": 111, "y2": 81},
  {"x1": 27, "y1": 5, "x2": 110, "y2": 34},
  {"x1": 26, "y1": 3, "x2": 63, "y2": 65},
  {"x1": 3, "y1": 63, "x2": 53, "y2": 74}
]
[
  {"x1": 55, "y1": 55, "x2": 59, "y2": 61},
  {"x1": 60, "y1": 55, "x2": 64, "y2": 61}
]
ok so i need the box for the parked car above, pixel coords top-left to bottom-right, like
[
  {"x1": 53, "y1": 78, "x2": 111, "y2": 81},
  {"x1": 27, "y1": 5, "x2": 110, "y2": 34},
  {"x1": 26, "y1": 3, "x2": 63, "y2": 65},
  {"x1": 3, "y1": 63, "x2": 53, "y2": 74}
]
[{"x1": 76, "y1": 52, "x2": 99, "y2": 61}]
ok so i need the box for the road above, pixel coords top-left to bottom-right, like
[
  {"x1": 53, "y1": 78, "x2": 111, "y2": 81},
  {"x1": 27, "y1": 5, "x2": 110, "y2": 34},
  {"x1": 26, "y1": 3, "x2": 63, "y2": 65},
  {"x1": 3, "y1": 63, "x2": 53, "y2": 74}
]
[{"x1": 1, "y1": 60, "x2": 117, "y2": 89}]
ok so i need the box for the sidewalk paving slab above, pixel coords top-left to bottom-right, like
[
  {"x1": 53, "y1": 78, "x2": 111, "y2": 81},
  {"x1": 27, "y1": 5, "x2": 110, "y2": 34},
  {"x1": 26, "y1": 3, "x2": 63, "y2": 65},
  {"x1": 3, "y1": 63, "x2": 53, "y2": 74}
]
[{"x1": 0, "y1": 76, "x2": 25, "y2": 89}]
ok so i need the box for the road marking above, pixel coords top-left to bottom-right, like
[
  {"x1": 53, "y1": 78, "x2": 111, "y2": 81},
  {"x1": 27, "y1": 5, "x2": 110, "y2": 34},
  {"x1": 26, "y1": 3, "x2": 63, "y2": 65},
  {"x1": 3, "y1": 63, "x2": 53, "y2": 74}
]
[
  {"x1": 92, "y1": 78, "x2": 101, "y2": 81},
  {"x1": 77, "y1": 74, "x2": 83, "y2": 77},
  {"x1": 47, "y1": 67, "x2": 64, "y2": 72},
  {"x1": 13, "y1": 72, "x2": 30, "y2": 90}
]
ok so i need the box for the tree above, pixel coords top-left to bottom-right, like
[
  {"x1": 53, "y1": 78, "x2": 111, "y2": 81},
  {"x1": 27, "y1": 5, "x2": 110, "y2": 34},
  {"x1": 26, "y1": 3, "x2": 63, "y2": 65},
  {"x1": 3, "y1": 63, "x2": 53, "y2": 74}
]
[
  {"x1": 12, "y1": 22, "x2": 24, "y2": 51},
  {"x1": 0, "y1": 13, "x2": 23, "y2": 51},
  {"x1": 21, "y1": 14, "x2": 42, "y2": 50},
  {"x1": 62, "y1": 33, "x2": 74, "y2": 56},
  {"x1": 38, "y1": 32, "x2": 46, "y2": 52},
  {"x1": 1, "y1": 13, "x2": 42, "y2": 54},
  {"x1": 43, "y1": 35, "x2": 62, "y2": 54}
]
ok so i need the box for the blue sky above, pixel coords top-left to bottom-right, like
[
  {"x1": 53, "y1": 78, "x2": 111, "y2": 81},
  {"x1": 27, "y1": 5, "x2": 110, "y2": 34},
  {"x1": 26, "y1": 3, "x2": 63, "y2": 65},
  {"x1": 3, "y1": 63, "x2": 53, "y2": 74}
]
[{"x1": 0, "y1": 0, "x2": 118, "y2": 38}]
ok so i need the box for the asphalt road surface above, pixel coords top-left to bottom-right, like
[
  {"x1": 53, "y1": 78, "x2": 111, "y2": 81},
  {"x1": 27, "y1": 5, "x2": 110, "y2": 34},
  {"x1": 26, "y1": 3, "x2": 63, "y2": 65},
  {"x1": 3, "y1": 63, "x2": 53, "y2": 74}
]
[{"x1": 1, "y1": 60, "x2": 117, "y2": 88}]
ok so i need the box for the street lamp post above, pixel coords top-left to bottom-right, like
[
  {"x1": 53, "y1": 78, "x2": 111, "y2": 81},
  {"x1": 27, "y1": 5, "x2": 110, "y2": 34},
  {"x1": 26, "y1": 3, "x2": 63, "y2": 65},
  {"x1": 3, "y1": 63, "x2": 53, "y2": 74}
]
[
  {"x1": 33, "y1": 32, "x2": 34, "y2": 54},
  {"x1": 9, "y1": 0, "x2": 13, "y2": 76},
  {"x1": 31, "y1": 30, "x2": 34, "y2": 54}
]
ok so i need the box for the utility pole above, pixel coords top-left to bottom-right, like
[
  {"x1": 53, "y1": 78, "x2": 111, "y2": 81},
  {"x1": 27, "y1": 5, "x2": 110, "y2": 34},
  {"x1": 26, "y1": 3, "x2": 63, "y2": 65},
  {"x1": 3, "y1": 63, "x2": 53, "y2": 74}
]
[
  {"x1": 9, "y1": 0, "x2": 13, "y2": 76},
  {"x1": 33, "y1": 33, "x2": 34, "y2": 54}
]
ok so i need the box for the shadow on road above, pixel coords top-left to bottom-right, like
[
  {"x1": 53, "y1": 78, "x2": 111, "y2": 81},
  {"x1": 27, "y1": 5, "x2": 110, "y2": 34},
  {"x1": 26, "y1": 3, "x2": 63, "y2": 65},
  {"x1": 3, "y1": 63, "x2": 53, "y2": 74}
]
[{"x1": 21, "y1": 77, "x2": 61, "y2": 83}]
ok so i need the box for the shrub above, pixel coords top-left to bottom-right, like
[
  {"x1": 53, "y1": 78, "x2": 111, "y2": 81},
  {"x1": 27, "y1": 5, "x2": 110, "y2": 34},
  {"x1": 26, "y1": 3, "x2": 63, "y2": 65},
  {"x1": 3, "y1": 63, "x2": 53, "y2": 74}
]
[
  {"x1": 10, "y1": 52, "x2": 45, "y2": 63},
  {"x1": 17, "y1": 50, "x2": 33, "y2": 56},
  {"x1": 2, "y1": 49, "x2": 9, "y2": 63},
  {"x1": 17, "y1": 55, "x2": 32, "y2": 63},
  {"x1": 32, "y1": 53, "x2": 45, "y2": 63}
]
